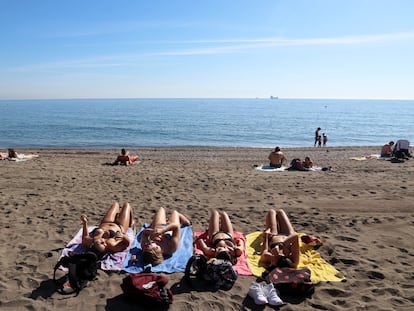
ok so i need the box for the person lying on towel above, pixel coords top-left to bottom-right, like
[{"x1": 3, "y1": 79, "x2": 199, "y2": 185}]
[
  {"x1": 140, "y1": 207, "x2": 191, "y2": 266},
  {"x1": 261, "y1": 209, "x2": 300, "y2": 269},
  {"x1": 80, "y1": 202, "x2": 134, "y2": 256},
  {"x1": 196, "y1": 210, "x2": 244, "y2": 265}
]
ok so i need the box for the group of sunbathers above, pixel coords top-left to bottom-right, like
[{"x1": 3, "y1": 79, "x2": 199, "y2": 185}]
[{"x1": 81, "y1": 203, "x2": 300, "y2": 270}]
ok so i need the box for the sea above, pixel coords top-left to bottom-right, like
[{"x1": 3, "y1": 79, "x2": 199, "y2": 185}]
[{"x1": 0, "y1": 98, "x2": 413, "y2": 149}]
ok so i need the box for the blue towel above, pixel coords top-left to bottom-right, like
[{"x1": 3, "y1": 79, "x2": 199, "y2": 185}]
[{"x1": 122, "y1": 224, "x2": 193, "y2": 273}]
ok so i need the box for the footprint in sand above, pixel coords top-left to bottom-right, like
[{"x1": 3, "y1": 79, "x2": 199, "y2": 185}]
[
  {"x1": 366, "y1": 270, "x2": 385, "y2": 280},
  {"x1": 336, "y1": 235, "x2": 358, "y2": 242},
  {"x1": 321, "y1": 288, "x2": 352, "y2": 298}
]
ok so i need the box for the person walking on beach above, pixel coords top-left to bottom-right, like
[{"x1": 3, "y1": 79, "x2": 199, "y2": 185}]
[
  {"x1": 323, "y1": 133, "x2": 328, "y2": 147},
  {"x1": 140, "y1": 207, "x2": 191, "y2": 266},
  {"x1": 268, "y1": 147, "x2": 286, "y2": 168},
  {"x1": 314, "y1": 127, "x2": 321, "y2": 147}
]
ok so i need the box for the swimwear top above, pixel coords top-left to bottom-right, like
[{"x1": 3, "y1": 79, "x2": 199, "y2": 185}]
[{"x1": 270, "y1": 241, "x2": 284, "y2": 250}]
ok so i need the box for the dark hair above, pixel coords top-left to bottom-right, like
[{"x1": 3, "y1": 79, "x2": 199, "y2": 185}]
[
  {"x1": 217, "y1": 250, "x2": 237, "y2": 265},
  {"x1": 277, "y1": 255, "x2": 294, "y2": 268},
  {"x1": 89, "y1": 245, "x2": 105, "y2": 260}
]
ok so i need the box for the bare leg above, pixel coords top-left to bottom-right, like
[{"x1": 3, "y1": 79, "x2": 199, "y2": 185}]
[
  {"x1": 265, "y1": 209, "x2": 278, "y2": 234},
  {"x1": 208, "y1": 210, "x2": 220, "y2": 241},
  {"x1": 151, "y1": 207, "x2": 167, "y2": 228},
  {"x1": 116, "y1": 202, "x2": 133, "y2": 232},
  {"x1": 276, "y1": 209, "x2": 296, "y2": 235},
  {"x1": 219, "y1": 211, "x2": 234, "y2": 237},
  {"x1": 174, "y1": 211, "x2": 191, "y2": 226},
  {"x1": 101, "y1": 202, "x2": 120, "y2": 224},
  {"x1": 167, "y1": 210, "x2": 180, "y2": 225}
]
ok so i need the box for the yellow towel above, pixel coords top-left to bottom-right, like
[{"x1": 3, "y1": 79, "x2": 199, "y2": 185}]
[{"x1": 246, "y1": 231, "x2": 345, "y2": 283}]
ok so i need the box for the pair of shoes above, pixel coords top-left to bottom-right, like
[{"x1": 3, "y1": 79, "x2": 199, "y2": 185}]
[
  {"x1": 248, "y1": 282, "x2": 284, "y2": 306},
  {"x1": 248, "y1": 282, "x2": 268, "y2": 305},
  {"x1": 262, "y1": 283, "x2": 285, "y2": 307}
]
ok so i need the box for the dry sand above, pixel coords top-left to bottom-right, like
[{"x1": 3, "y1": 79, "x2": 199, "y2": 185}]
[{"x1": 0, "y1": 146, "x2": 413, "y2": 311}]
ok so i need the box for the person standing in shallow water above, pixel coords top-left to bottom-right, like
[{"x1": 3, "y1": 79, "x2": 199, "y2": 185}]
[
  {"x1": 314, "y1": 127, "x2": 321, "y2": 147},
  {"x1": 323, "y1": 133, "x2": 328, "y2": 147}
]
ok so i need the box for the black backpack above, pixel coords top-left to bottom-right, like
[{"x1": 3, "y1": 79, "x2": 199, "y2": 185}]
[
  {"x1": 185, "y1": 255, "x2": 238, "y2": 291},
  {"x1": 53, "y1": 252, "x2": 98, "y2": 296}
]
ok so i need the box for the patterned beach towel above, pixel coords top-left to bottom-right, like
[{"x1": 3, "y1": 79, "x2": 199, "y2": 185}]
[
  {"x1": 194, "y1": 230, "x2": 253, "y2": 276},
  {"x1": 122, "y1": 224, "x2": 193, "y2": 273},
  {"x1": 59, "y1": 226, "x2": 135, "y2": 271},
  {"x1": 246, "y1": 231, "x2": 345, "y2": 283}
]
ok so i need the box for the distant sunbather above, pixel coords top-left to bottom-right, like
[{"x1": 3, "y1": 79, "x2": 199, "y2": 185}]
[
  {"x1": 261, "y1": 209, "x2": 299, "y2": 269},
  {"x1": 303, "y1": 156, "x2": 313, "y2": 169},
  {"x1": 113, "y1": 148, "x2": 138, "y2": 166},
  {"x1": 8, "y1": 148, "x2": 18, "y2": 158},
  {"x1": 196, "y1": 210, "x2": 244, "y2": 265},
  {"x1": 140, "y1": 207, "x2": 191, "y2": 266},
  {"x1": 81, "y1": 202, "x2": 134, "y2": 255},
  {"x1": 381, "y1": 141, "x2": 394, "y2": 157}
]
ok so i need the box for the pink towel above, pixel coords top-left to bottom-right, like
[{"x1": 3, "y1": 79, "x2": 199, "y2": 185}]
[{"x1": 194, "y1": 230, "x2": 252, "y2": 276}]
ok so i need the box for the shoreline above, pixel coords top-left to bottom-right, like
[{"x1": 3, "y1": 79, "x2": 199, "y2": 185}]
[{"x1": 0, "y1": 146, "x2": 413, "y2": 310}]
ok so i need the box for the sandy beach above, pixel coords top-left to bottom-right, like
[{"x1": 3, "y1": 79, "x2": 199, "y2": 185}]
[{"x1": 0, "y1": 146, "x2": 413, "y2": 311}]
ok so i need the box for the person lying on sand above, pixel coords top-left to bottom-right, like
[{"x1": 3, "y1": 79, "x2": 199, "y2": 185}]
[
  {"x1": 303, "y1": 156, "x2": 313, "y2": 169},
  {"x1": 113, "y1": 148, "x2": 138, "y2": 166},
  {"x1": 261, "y1": 209, "x2": 299, "y2": 269},
  {"x1": 8, "y1": 148, "x2": 18, "y2": 158},
  {"x1": 80, "y1": 202, "x2": 134, "y2": 256},
  {"x1": 196, "y1": 210, "x2": 244, "y2": 265},
  {"x1": 140, "y1": 207, "x2": 191, "y2": 266}
]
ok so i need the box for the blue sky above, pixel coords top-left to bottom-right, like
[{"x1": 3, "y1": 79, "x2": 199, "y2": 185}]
[{"x1": 1, "y1": 0, "x2": 413, "y2": 100}]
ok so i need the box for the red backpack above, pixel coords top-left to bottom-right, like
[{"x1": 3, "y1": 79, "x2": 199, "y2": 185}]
[{"x1": 120, "y1": 273, "x2": 173, "y2": 306}]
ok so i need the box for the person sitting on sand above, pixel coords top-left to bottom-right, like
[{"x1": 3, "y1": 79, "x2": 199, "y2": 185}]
[
  {"x1": 381, "y1": 141, "x2": 394, "y2": 158},
  {"x1": 8, "y1": 148, "x2": 18, "y2": 158},
  {"x1": 140, "y1": 207, "x2": 191, "y2": 266},
  {"x1": 113, "y1": 148, "x2": 138, "y2": 166},
  {"x1": 196, "y1": 210, "x2": 244, "y2": 265},
  {"x1": 81, "y1": 202, "x2": 134, "y2": 255},
  {"x1": 268, "y1": 146, "x2": 286, "y2": 168},
  {"x1": 303, "y1": 156, "x2": 313, "y2": 169},
  {"x1": 260, "y1": 209, "x2": 299, "y2": 269}
]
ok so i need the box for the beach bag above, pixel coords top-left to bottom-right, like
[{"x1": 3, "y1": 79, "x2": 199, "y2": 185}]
[
  {"x1": 53, "y1": 251, "x2": 98, "y2": 296},
  {"x1": 120, "y1": 273, "x2": 173, "y2": 306},
  {"x1": 185, "y1": 255, "x2": 238, "y2": 291},
  {"x1": 266, "y1": 267, "x2": 315, "y2": 297}
]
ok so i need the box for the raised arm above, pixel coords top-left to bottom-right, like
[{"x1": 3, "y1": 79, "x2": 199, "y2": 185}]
[
  {"x1": 196, "y1": 238, "x2": 216, "y2": 258},
  {"x1": 234, "y1": 237, "x2": 244, "y2": 257},
  {"x1": 80, "y1": 214, "x2": 93, "y2": 248},
  {"x1": 157, "y1": 223, "x2": 180, "y2": 253}
]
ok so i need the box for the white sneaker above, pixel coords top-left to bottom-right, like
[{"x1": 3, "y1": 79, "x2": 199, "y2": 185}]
[
  {"x1": 248, "y1": 282, "x2": 268, "y2": 305},
  {"x1": 265, "y1": 283, "x2": 284, "y2": 307}
]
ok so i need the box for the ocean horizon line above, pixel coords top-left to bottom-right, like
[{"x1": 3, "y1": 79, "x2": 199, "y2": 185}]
[{"x1": 1, "y1": 97, "x2": 413, "y2": 102}]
